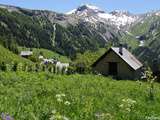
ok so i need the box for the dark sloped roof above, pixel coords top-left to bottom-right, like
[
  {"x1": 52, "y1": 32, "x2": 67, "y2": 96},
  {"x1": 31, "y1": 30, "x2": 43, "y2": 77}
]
[{"x1": 92, "y1": 47, "x2": 143, "y2": 70}]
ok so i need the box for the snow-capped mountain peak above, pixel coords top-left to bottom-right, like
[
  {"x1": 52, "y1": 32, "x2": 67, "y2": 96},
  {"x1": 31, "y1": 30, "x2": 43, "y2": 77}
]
[
  {"x1": 83, "y1": 4, "x2": 100, "y2": 10},
  {"x1": 66, "y1": 4, "x2": 139, "y2": 29},
  {"x1": 66, "y1": 4, "x2": 103, "y2": 15}
]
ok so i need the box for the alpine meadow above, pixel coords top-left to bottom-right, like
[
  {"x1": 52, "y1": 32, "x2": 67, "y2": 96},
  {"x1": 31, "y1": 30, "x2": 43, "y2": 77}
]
[{"x1": 0, "y1": 1, "x2": 160, "y2": 120}]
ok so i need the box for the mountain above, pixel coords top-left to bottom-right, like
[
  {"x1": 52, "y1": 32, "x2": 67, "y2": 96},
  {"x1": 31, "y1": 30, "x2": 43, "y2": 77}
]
[
  {"x1": 66, "y1": 5, "x2": 139, "y2": 29},
  {"x1": 1, "y1": 3, "x2": 160, "y2": 69},
  {"x1": 0, "y1": 4, "x2": 126, "y2": 58}
]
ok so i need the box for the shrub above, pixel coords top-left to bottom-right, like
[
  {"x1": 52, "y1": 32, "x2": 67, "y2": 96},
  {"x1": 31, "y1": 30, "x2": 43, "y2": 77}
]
[
  {"x1": 12, "y1": 62, "x2": 18, "y2": 71},
  {"x1": 143, "y1": 67, "x2": 157, "y2": 100},
  {"x1": 0, "y1": 62, "x2": 6, "y2": 71},
  {"x1": 28, "y1": 55, "x2": 39, "y2": 63}
]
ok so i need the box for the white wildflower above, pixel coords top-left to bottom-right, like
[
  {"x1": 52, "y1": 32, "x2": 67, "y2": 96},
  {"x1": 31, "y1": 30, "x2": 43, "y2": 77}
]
[
  {"x1": 61, "y1": 94, "x2": 66, "y2": 97},
  {"x1": 64, "y1": 101, "x2": 71, "y2": 106},
  {"x1": 119, "y1": 98, "x2": 137, "y2": 113},
  {"x1": 125, "y1": 108, "x2": 131, "y2": 112},
  {"x1": 63, "y1": 116, "x2": 69, "y2": 120},
  {"x1": 51, "y1": 110, "x2": 56, "y2": 114},
  {"x1": 57, "y1": 98, "x2": 63, "y2": 102},
  {"x1": 119, "y1": 104, "x2": 124, "y2": 108},
  {"x1": 56, "y1": 94, "x2": 61, "y2": 98}
]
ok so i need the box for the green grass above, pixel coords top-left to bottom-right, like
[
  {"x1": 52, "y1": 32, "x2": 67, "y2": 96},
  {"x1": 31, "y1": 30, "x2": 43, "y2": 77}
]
[
  {"x1": 75, "y1": 48, "x2": 106, "y2": 66},
  {"x1": 0, "y1": 45, "x2": 32, "y2": 64},
  {"x1": 19, "y1": 47, "x2": 71, "y2": 63},
  {"x1": 0, "y1": 72, "x2": 160, "y2": 120}
]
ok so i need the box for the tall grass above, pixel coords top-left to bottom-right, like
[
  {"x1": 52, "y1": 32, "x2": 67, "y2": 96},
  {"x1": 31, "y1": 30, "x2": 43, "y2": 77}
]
[
  {"x1": 0, "y1": 72, "x2": 160, "y2": 119},
  {"x1": 0, "y1": 45, "x2": 32, "y2": 64}
]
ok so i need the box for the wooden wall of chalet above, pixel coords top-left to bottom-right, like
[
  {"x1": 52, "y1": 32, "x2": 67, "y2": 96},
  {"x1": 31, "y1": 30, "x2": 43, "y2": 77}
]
[{"x1": 93, "y1": 50, "x2": 140, "y2": 79}]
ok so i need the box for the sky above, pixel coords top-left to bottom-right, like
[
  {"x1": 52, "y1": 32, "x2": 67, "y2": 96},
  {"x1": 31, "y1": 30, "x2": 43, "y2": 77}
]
[{"x1": 0, "y1": 0, "x2": 160, "y2": 14}]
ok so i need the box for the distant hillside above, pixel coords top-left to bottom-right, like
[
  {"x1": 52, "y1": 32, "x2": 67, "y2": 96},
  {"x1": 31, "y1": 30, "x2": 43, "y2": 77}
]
[
  {"x1": 0, "y1": 45, "x2": 32, "y2": 64},
  {"x1": 19, "y1": 47, "x2": 71, "y2": 63},
  {"x1": 133, "y1": 17, "x2": 160, "y2": 71}
]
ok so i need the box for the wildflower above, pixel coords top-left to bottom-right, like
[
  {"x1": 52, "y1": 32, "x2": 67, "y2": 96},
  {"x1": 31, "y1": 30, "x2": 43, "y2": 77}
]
[
  {"x1": 1, "y1": 113, "x2": 14, "y2": 120},
  {"x1": 49, "y1": 110, "x2": 69, "y2": 120},
  {"x1": 56, "y1": 94, "x2": 61, "y2": 98},
  {"x1": 61, "y1": 94, "x2": 66, "y2": 97},
  {"x1": 51, "y1": 110, "x2": 56, "y2": 114},
  {"x1": 1, "y1": 113, "x2": 5, "y2": 119},
  {"x1": 119, "y1": 104, "x2": 124, "y2": 108},
  {"x1": 56, "y1": 94, "x2": 66, "y2": 98},
  {"x1": 57, "y1": 98, "x2": 63, "y2": 103},
  {"x1": 64, "y1": 101, "x2": 71, "y2": 106},
  {"x1": 95, "y1": 112, "x2": 113, "y2": 120},
  {"x1": 63, "y1": 116, "x2": 69, "y2": 120},
  {"x1": 119, "y1": 98, "x2": 137, "y2": 113},
  {"x1": 125, "y1": 108, "x2": 131, "y2": 112},
  {"x1": 56, "y1": 115, "x2": 62, "y2": 119}
]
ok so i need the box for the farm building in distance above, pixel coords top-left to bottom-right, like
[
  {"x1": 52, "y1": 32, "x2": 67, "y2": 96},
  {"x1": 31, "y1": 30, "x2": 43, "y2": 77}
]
[
  {"x1": 20, "y1": 51, "x2": 33, "y2": 58},
  {"x1": 92, "y1": 47, "x2": 143, "y2": 79}
]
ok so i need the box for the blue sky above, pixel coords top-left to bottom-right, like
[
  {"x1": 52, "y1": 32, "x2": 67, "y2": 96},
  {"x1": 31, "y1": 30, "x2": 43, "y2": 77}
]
[{"x1": 0, "y1": 0, "x2": 160, "y2": 14}]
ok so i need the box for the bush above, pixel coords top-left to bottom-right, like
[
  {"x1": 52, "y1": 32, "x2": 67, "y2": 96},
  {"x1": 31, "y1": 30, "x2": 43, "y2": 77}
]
[
  {"x1": 0, "y1": 62, "x2": 6, "y2": 71},
  {"x1": 12, "y1": 62, "x2": 18, "y2": 71},
  {"x1": 28, "y1": 55, "x2": 39, "y2": 62}
]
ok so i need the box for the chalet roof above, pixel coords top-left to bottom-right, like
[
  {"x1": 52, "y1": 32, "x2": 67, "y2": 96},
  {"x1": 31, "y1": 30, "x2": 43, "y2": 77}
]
[
  {"x1": 20, "y1": 51, "x2": 33, "y2": 56},
  {"x1": 92, "y1": 47, "x2": 143, "y2": 70}
]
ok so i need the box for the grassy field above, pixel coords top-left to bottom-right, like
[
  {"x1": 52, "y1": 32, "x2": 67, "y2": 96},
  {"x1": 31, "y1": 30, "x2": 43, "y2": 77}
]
[
  {"x1": 0, "y1": 45, "x2": 32, "y2": 64},
  {"x1": 19, "y1": 47, "x2": 71, "y2": 63},
  {"x1": 0, "y1": 72, "x2": 160, "y2": 120}
]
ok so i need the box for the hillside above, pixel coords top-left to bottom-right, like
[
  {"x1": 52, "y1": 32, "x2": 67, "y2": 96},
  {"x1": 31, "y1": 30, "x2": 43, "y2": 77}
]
[
  {"x1": 75, "y1": 48, "x2": 106, "y2": 67},
  {"x1": 133, "y1": 16, "x2": 160, "y2": 71},
  {"x1": 0, "y1": 72, "x2": 160, "y2": 120},
  {"x1": 19, "y1": 47, "x2": 71, "y2": 63},
  {"x1": 0, "y1": 45, "x2": 32, "y2": 64},
  {"x1": 1, "y1": 4, "x2": 160, "y2": 69},
  {"x1": 0, "y1": 5, "x2": 122, "y2": 58}
]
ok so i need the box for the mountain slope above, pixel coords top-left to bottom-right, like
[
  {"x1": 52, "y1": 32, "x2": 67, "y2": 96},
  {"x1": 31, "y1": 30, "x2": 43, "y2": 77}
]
[
  {"x1": 133, "y1": 15, "x2": 160, "y2": 71},
  {"x1": 19, "y1": 47, "x2": 71, "y2": 63},
  {"x1": 0, "y1": 45, "x2": 32, "y2": 64},
  {"x1": 1, "y1": 3, "x2": 160, "y2": 67},
  {"x1": 0, "y1": 5, "x2": 124, "y2": 58}
]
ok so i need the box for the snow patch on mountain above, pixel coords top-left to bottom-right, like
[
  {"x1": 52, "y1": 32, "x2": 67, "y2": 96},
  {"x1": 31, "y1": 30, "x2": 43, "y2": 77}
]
[
  {"x1": 98, "y1": 12, "x2": 137, "y2": 28},
  {"x1": 66, "y1": 4, "x2": 100, "y2": 15},
  {"x1": 66, "y1": 4, "x2": 138, "y2": 28}
]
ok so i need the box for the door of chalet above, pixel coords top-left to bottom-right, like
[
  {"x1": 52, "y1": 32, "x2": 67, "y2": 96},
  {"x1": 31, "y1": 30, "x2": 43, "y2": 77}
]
[{"x1": 108, "y1": 62, "x2": 117, "y2": 75}]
